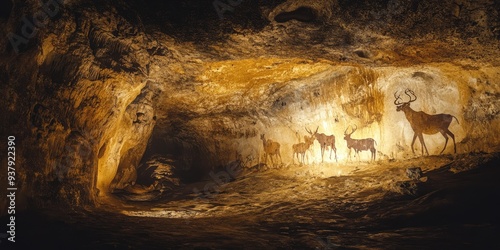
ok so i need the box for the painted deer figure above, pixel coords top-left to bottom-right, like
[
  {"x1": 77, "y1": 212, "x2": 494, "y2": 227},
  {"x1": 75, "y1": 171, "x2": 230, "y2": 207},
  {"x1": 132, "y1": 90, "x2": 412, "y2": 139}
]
[
  {"x1": 307, "y1": 127, "x2": 338, "y2": 163},
  {"x1": 344, "y1": 125, "x2": 377, "y2": 161},
  {"x1": 260, "y1": 134, "x2": 282, "y2": 166},
  {"x1": 292, "y1": 128, "x2": 316, "y2": 165},
  {"x1": 394, "y1": 89, "x2": 459, "y2": 155}
]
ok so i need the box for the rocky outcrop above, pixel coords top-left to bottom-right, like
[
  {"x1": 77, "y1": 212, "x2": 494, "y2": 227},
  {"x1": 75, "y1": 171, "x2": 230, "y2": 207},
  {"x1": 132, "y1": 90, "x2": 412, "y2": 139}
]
[{"x1": 1, "y1": 1, "x2": 159, "y2": 210}]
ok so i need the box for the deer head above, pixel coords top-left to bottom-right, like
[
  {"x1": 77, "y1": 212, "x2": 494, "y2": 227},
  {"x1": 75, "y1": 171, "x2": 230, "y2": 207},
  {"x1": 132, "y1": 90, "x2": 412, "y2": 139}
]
[
  {"x1": 394, "y1": 89, "x2": 417, "y2": 112},
  {"x1": 305, "y1": 134, "x2": 315, "y2": 144}
]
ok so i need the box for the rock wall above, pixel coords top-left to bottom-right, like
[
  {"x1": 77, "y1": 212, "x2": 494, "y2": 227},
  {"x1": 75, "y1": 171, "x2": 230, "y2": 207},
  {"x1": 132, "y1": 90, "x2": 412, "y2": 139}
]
[
  {"x1": 0, "y1": 1, "x2": 160, "y2": 211},
  {"x1": 152, "y1": 59, "x2": 499, "y2": 172}
]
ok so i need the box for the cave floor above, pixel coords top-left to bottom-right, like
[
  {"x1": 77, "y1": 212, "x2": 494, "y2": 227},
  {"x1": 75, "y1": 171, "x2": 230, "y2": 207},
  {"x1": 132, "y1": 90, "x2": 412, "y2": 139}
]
[{"x1": 12, "y1": 153, "x2": 500, "y2": 249}]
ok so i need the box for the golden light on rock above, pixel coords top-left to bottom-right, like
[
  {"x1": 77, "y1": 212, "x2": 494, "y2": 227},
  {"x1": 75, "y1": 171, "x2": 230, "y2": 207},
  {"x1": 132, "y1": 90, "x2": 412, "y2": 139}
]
[{"x1": 196, "y1": 57, "x2": 333, "y2": 95}]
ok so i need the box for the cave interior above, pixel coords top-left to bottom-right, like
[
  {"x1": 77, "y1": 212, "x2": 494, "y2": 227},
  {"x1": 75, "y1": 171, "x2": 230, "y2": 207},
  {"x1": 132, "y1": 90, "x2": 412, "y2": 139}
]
[{"x1": 1, "y1": 0, "x2": 499, "y2": 249}]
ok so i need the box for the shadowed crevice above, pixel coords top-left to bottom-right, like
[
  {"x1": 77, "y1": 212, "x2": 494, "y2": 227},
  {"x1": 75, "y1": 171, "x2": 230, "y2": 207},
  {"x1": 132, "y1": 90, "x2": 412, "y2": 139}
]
[{"x1": 274, "y1": 7, "x2": 318, "y2": 23}]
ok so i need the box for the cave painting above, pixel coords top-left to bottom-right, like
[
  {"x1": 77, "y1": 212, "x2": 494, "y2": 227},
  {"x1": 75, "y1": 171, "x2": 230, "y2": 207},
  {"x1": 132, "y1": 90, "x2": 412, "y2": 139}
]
[
  {"x1": 344, "y1": 125, "x2": 377, "y2": 161},
  {"x1": 260, "y1": 134, "x2": 282, "y2": 167},
  {"x1": 292, "y1": 127, "x2": 317, "y2": 165},
  {"x1": 307, "y1": 126, "x2": 338, "y2": 163},
  {"x1": 394, "y1": 89, "x2": 459, "y2": 155}
]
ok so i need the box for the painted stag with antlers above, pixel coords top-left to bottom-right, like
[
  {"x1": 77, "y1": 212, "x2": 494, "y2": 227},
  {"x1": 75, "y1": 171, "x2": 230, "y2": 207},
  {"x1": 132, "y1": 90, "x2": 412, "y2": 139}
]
[
  {"x1": 344, "y1": 125, "x2": 377, "y2": 161},
  {"x1": 394, "y1": 89, "x2": 459, "y2": 155},
  {"x1": 292, "y1": 127, "x2": 317, "y2": 165},
  {"x1": 306, "y1": 127, "x2": 338, "y2": 163},
  {"x1": 260, "y1": 134, "x2": 282, "y2": 167}
]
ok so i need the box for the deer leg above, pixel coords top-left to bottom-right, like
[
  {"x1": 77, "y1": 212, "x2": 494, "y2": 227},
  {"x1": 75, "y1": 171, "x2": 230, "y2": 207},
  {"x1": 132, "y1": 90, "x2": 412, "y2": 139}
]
[
  {"x1": 411, "y1": 134, "x2": 418, "y2": 155},
  {"x1": 321, "y1": 146, "x2": 325, "y2": 163},
  {"x1": 439, "y1": 130, "x2": 449, "y2": 154},
  {"x1": 446, "y1": 130, "x2": 456, "y2": 153},
  {"x1": 417, "y1": 134, "x2": 429, "y2": 155},
  {"x1": 334, "y1": 148, "x2": 338, "y2": 162},
  {"x1": 417, "y1": 136, "x2": 424, "y2": 155}
]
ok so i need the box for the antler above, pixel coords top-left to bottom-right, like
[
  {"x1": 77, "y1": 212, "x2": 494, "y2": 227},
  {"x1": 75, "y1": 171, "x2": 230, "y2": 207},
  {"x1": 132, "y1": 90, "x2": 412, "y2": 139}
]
[
  {"x1": 405, "y1": 89, "x2": 417, "y2": 103},
  {"x1": 305, "y1": 127, "x2": 312, "y2": 135},
  {"x1": 344, "y1": 125, "x2": 357, "y2": 135},
  {"x1": 394, "y1": 91, "x2": 404, "y2": 105},
  {"x1": 344, "y1": 125, "x2": 350, "y2": 135},
  {"x1": 306, "y1": 127, "x2": 319, "y2": 135}
]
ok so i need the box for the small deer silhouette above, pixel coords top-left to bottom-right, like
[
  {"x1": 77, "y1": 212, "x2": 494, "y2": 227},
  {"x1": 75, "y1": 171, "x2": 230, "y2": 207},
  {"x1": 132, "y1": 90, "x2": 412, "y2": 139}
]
[
  {"x1": 394, "y1": 89, "x2": 459, "y2": 155},
  {"x1": 306, "y1": 127, "x2": 338, "y2": 163},
  {"x1": 292, "y1": 127, "x2": 316, "y2": 165},
  {"x1": 260, "y1": 134, "x2": 282, "y2": 167},
  {"x1": 344, "y1": 125, "x2": 377, "y2": 161}
]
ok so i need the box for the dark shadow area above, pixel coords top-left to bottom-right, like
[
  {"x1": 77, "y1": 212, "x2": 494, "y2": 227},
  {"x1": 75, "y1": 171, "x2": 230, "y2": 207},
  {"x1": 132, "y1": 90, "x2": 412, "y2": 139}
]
[
  {"x1": 0, "y1": 0, "x2": 13, "y2": 21},
  {"x1": 140, "y1": 124, "x2": 211, "y2": 184},
  {"x1": 120, "y1": 0, "x2": 281, "y2": 44},
  {"x1": 392, "y1": 153, "x2": 500, "y2": 226},
  {"x1": 274, "y1": 7, "x2": 318, "y2": 23}
]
